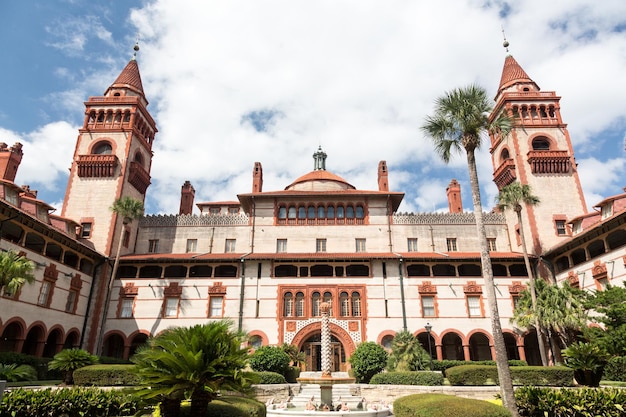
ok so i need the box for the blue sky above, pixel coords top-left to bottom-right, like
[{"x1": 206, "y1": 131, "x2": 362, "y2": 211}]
[{"x1": 0, "y1": 0, "x2": 625, "y2": 216}]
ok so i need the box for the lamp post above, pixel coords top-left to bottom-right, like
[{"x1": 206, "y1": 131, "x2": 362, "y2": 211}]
[{"x1": 424, "y1": 322, "x2": 433, "y2": 371}]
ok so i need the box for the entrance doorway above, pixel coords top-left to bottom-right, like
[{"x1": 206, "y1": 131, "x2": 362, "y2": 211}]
[{"x1": 303, "y1": 334, "x2": 345, "y2": 372}]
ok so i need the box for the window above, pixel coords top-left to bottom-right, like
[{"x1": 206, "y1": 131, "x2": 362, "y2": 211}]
[
  {"x1": 407, "y1": 238, "x2": 418, "y2": 252},
  {"x1": 323, "y1": 292, "x2": 333, "y2": 315},
  {"x1": 81, "y1": 223, "x2": 92, "y2": 238},
  {"x1": 555, "y1": 220, "x2": 567, "y2": 235},
  {"x1": 316, "y1": 239, "x2": 327, "y2": 253},
  {"x1": 210, "y1": 207, "x2": 220, "y2": 215},
  {"x1": 119, "y1": 298, "x2": 134, "y2": 318},
  {"x1": 312, "y1": 292, "x2": 321, "y2": 316},
  {"x1": 148, "y1": 239, "x2": 159, "y2": 253},
  {"x1": 572, "y1": 221, "x2": 582, "y2": 235},
  {"x1": 295, "y1": 292, "x2": 304, "y2": 316},
  {"x1": 228, "y1": 207, "x2": 239, "y2": 214},
  {"x1": 355, "y1": 238, "x2": 366, "y2": 252},
  {"x1": 38, "y1": 281, "x2": 52, "y2": 307},
  {"x1": 487, "y1": 238, "x2": 497, "y2": 251},
  {"x1": 249, "y1": 335, "x2": 263, "y2": 349},
  {"x1": 186, "y1": 239, "x2": 197, "y2": 253},
  {"x1": 340, "y1": 292, "x2": 350, "y2": 316},
  {"x1": 446, "y1": 238, "x2": 457, "y2": 251},
  {"x1": 512, "y1": 296, "x2": 520, "y2": 310},
  {"x1": 467, "y1": 296, "x2": 482, "y2": 317},
  {"x1": 276, "y1": 239, "x2": 287, "y2": 253},
  {"x1": 531, "y1": 137, "x2": 550, "y2": 150},
  {"x1": 163, "y1": 297, "x2": 179, "y2": 317},
  {"x1": 278, "y1": 206, "x2": 287, "y2": 219},
  {"x1": 284, "y1": 292, "x2": 293, "y2": 317},
  {"x1": 209, "y1": 296, "x2": 223, "y2": 317},
  {"x1": 351, "y1": 291, "x2": 361, "y2": 316},
  {"x1": 225, "y1": 239, "x2": 236, "y2": 253},
  {"x1": 601, "y1": 203, "x2": 613, "y2": 220},
  {"x1": 93, "y1": 141, "x2": 113, "y2": 154},
  {"x1": 65, "y1": 290, "x2": 78, "y2": 313},
  {"x1": 421, "y1": 296, "x2": 435, "y2": 317}
]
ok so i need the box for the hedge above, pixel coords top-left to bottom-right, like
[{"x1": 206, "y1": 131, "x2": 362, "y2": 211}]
[
  {"x1": 73, "y1": 364, "x2": 140, "y2": 386},
  {"x1": 370, "y1": 371, "x2": 444, "y2": 386},
  {"x1": 151, "y1": 396, "x2": 266, "y2": 417},
  {"x1": 394, "y1": 393, "x2": 510, "y2": 417},
  {"x1": 431, "y1": 359, "x2": 527, "y2": 375},
  {"x1": 604, "y1": 356, "x2": 626, "y2": 382},
  {"x1": 446, "y1": 365, "x2": 573, "y2": 386},
  {"x1": 0, "y1": 387, "x2": 141, "y2": 417},
  {"x1": 515, "y1": 386, "x2": 626, "y2": 416},
  {"x1": 253, "y1": 371, "x2": 287, "y2": 384},
  {"x1": 284, "y1": 365, "x2": 301, "y2": 383},
  {"x1": 0, "y1": 352, "x2": 61, "y2": 380}
]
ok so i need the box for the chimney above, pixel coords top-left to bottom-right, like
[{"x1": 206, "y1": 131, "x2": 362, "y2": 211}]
[
  {"x1": 0, "y1": 142, "x2": 23, "y2": 182},
  {"x1": 252, "y1": 162, "x2": 263, "y2": 193},
  {"x1": 179, "y1": 181, "x2": 195, "y2": 215},
  {"x1": 446, "y1": 179, "x2": 462, "y2": 213},
  {"x1": 378, "y1": 161, "x2": 389, "y2": 191}
]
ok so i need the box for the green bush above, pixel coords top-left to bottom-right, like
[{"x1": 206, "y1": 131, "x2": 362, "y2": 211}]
[
  {"x1": 98, "y1": 355, "x2": 132, "y2": 364},
  {"x1": 349, "y1": 341, "x2": 388, "y2": 383},
  {"x1": 253, "y1": 371, "x2": 287, "y2": 384},
  {"x1": 284, "y1": 365, "x2": 301, "y2": 383},
  {"x1": 431, "y1": 359, "x2": 527, "y2": 374},
  {"x1": 0, "y1": 352, "x2": 56, "y2": 380},
  {"x1": 248, "y1": 346, "x2": 290, "y2": 375},
  {"x1": 446, "y1": 365, "x2": 574, "y2": 386},
  {"x1": 515, "y1": 386, "x2": 626, "y2": 417},
  {"x1": 394, "y1": 393, "x2": 511, "y2": 417},
  {"x1": 0, "y1": 387, "x2": 141, "y2": 417},
  {"x1": 370, "y1": 371, "x2": 444, "y2": 386},
  {"x1": 562, "y1": 341, "x2": 609, "y2": 387},
  {"x1": 0, "y1": 364, "x2": 37, "y2": 382},
  {"x1": 73, "y1": 364, "x2": 140, "y2": 386},
  {"x1": 604, "y1": 356, "x2": 626, "y2": 382},
  {"x1": 48, "y1": 348, "x2": 99, "y2": 385},
  {"x1": 151, "y1": 396, "x2": 266, "y2": 417}
]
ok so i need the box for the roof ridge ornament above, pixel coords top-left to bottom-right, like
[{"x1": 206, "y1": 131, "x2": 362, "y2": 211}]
[
  {"x1": 501, "y1": 26, "x2": 510, "y2": 54},
  {"x1": 313, "y1": 146, "x2": 327, "y2": 171}
]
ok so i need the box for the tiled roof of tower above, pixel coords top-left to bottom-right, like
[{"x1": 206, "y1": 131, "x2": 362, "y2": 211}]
[
  {"x1": 110, "y1": 59, "x2": 145, "y2": 96},
  {"x1": 286, "y1": 170, "x2": 355, "y2": 190},
  {"x1": 498, "y1": 55, "x2": 536, "y2": 92}
]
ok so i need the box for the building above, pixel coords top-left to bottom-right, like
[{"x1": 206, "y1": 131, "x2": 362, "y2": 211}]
[{"x1": 0, "y1": 51, "x2": 624, "y2": 370}]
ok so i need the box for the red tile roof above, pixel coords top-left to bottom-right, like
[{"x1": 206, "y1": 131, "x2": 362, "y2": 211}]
[
  {"x1": 109, "y1": 59, "x2": 144, "y2": 96},
  {"x1": 498, "y1": 55, "x2": 538, "y2": 92}
]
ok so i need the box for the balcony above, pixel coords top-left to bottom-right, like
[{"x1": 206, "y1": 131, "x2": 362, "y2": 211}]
[
  {"x1": 527, "y1": 150, "x2": 571, "y2": 174},
  {"x1": 493, "y1": 158, "x2": 516, "y2": 190},
  {"x1": 128, "y1": 161, "x2": 151, "y2": 194},
  {"x1": 77, "y1": 154, "x2": 118, "y2": 178}
]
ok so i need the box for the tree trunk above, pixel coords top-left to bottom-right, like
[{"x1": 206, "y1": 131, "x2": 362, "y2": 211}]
[
  {"x1": 466, "y1": 150, "x2": 519, "y2": 417},
  {"x1": 190, "y1": 388, "x2": 211, "y2": 417},
  {"x1": 516, "y1": 209, "x2": 549, "y2": 367},
  {"x1": 159, "y1": 397, "x2": 181, "y2": 417}
]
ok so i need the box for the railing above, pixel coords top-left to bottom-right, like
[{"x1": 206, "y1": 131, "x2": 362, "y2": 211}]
[
  {"x1": 77, "y1": 154, "x2": 118, "y2": 177},
  {"x1": 527, "y1": 150, "x2": 571, "y2": 174}
]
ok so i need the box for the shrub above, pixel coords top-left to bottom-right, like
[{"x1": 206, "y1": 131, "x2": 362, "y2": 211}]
[
  {"x1": 48, "y1": 348, "x2": 99, "y2": 385},
  {"x1": 151, "y1": 396, "x2": 266, "y2": 417},
  {"x1": 253, "y1": 371, "x2": 287, "y2": 384},
  {"x1": 73, "y1": 364, "x2": 140, "y2": 386},
  {"x1": 284, "y1": 365, "x2": 301, "y2": 383},
  {"x1": 431, "y1": 359, "x2": 527, "y2": 375},
  {"x1": 0, "y1": 364, "x2": 37, "y2": 382},
  {"x1": 446, "y1": 365, "x2": 574, "y2": 386},
  {"x1": 515, "y1": 386, "x2": 626, "y2": 417},
  {"x1": 370, "y1": 371, "x2": 444, "y2": 386},
  {"x1": 349, "y1": 341, "x2": 388, "y2": 383},
  {"x1": 0, "y1": 387, "x2": 141, "y2": 417},
  {"x1": 562, "y1": 341, "x2": 609, "y2": 387},
  {"x1": 394, "y1": 393, "x2": 511, "y2": 417},
  {"x1": 604, "y1": 356, "x2": 626, "y2": 382},
  {"x1": 248, "y1": 346, "x2": 290, "y2": 375},
  {"x1": 0, "y1": 352, "x2": 55, "y2": 380},
  {"x1": 98, "y1": 355, "x2": 132, "y2": 364}
]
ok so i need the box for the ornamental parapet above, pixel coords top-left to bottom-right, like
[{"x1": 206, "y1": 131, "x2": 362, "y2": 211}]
[
  {"x1": 393, "y1": 212, "x2": 505, "y2": 225},
  {"x1": 493, "y1": 158, "x2": 516, "y2": 190},
  {"x1": 140, "y1": 213, "x2": 250, "y2": 227},
  {"x1": 77, "y1": 154, "x2": 118, "y2": 177},
  {"x1": 527, "y1": 150, "x2": 571, "y2": 174}
]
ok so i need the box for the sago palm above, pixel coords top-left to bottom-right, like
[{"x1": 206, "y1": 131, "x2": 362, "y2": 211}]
[
  {"x1": 48, "y1": 348, "x2": 98, "y2": 385},
  {"x1": 496, "y1": 182, "x2": 547, "y2": 366},
  {"x1": 0, "y1": 250, "x2": 35, "y2": 295},
  {"x1": 132, "y1": 321, "x2": 251, "y2": 417},
  {"x1": 387, "y1": 330, "x2": 430, "y2": 371},
  {"x1": 0, "y1": 363, "x2": 37, "y2": 382},
  {"x1": 421, "y1": 84, "x2": 518, "y2": 416}
]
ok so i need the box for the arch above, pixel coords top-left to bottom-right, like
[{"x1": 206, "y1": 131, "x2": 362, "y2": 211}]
[
  {"x1": 43, "y1": 327, "x2": 64, "y2": 358},
  {"x1": 91, "y1": 140, "x2": 114, "y2": 155},
  {"x1": 248, "y1": 330, "x2": 269, "y2": 349},
  {"x1": 555, "y1": 256, "x2": 570, "y2": 273},
  {"x1": 22, "y1": 322, "x2": 46, "y2": 356},
  {"x1": 416, "y1": 330, "x2": 437, "y2": 361},
  {"x1": 102, "y1": 332, "x2": 126, "y2": 359},
  {"x1": 63, "y1": 329, "x2": 80, "y2": 349},
  {"x1": 509, "y1": 263, "x2": 528, "y2": 277},
  {"x1": 522, "y1": 330, "x2": 541, "y2": 366},
  {"x1": 128, "y1": 331, "x2": 150, "y2": 358},
  {"x1": 134, "y1": 151, "x2": 144, "y2": 167},
  {"x1": 291, "y1": 321, "x2": 357, "y2": 358},
  {"x1": 378, "y1": 330, "x2": 396, "y2": 350},
  {"x1": 441, "y1": 331, "x2": 464, "y2": 360},
  {"x1": 407, "y1": 264, "x2": 430, "y2": 277},
  {"x1": 0, "y1": 320, "x2": 25, "y2": 352},
  {"x1": 587, "y1": 239, "x2": 605, "y2": 259},
  {"x1": 607, "y1": 229, "x2": 626, "y2": 250},
  {"x1": 432, "y1": 264, "x2": 455, "y2": 276},
  {"x1": 503, "y1": 332, "x2": 520, "y2": 360},
  {"x1": 530, "y1": 135, "x2": 552, "y2": 151},
  {"x1": 458, "y1": 264, "x2": 481, "y2": 277},
  {"x1": 571, "y1": 248, "x2": 586, "y2": 266},
  {"x1": 468, "y1": 332, "x2": 492, "y2": 361},
  {"x1": 500, "y1": 147, "x2": 511, "y2": 162},
  {"x1": 492, "y1": 263, "x2": 508, "y2": 276}
]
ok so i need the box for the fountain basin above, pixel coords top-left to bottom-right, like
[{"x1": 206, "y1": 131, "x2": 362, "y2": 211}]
[{"x1": 267, "y1": 407, "x2": 390, "y2": 417}]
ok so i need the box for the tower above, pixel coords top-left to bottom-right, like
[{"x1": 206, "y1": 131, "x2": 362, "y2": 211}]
[
  {"x1": 490, "y1": 53, "x2": 587, "y2": 255},
  {"x1": 446, "y1": 179, "x2": 462, "y2": 213},
  {"x1": 61, "y1": 46, "x2": 157, "y2": 256}
]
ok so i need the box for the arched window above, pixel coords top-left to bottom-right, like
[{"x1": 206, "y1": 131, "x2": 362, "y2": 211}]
[
  {"x1": 295, "y1": 292, "x2": 305, "y2": 317},
  {"x1": 134, "y1": 152, "x2": 144, "y2": 167},
  {"x1": 532, "y1": 137, "x2": 550, "y2": 151},
  {"x1": 327, "y1": 206, "x2": 335, "y2": 219},
  {"x1": 340, "y1": 292, "x2": 349, "y2": 316},
  {"x1": 317, "y1": 206, "x2": 325, "y2": 219},
  {"x1": 346, "y1": 205, "x2": 355, "y2": 218},
  {"x1": 500, "y1": 148, "x2": 510, "y2": 161},
  {"x1": 324, "y1": 291, "x2": 333, "y2": 315},
  {"x1": 93, "y1": 141, "x2": 112, "y2": 155},
  {"x1": 278, "y1": 206, "x2": 287, "y2": 219},
  {"x1": 308, "y1": 206, "x2": 316, "y2": 219},
  {"x1": 351, "y1": 292, "x2": 361, "y2": 316},
  {"x1": 312, "y1": 292, "x2": 321, "y2": 316},
  {"x1": 298, "y1": 206, "x2": 306, "y2": 219},
  {"x1": 355, "y1": 205, "x2": 364, "y2": 219},
  {"x1": 336, "y1": 206, "x2": 345, "y2": 219},
  {"x1": 284, "y1": 292, "x2": 293, "y2": 317},
  {"x1": 288, "y1": 206, "x2": 296, "y2": 219}
]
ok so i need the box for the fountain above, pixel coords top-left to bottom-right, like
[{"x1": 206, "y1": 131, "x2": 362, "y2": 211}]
[{"x1": 266, "y1": 302, "x2": 390, "y2": 417}]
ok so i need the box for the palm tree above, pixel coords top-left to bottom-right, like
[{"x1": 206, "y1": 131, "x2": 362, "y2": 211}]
[
  {"x1": 496, "y1": 182, "x2": 548, "y2": 366},
  {"x1": 97, "y1": 196, "x2": 144, "y2": 355},
  {"x1": 0, "y1": 250, "x2": 35, "y2": 296},
  {"x1": 132, "y1": 321, "x2": 251, "y2": 417},
  {"x1": 387, "y1": 330, "x2": 430, "y2": 372},
  {"x1": 48, "y1": 348, "x2": 98, "y2": 385},
  {"x1": 421, "y1": 84, "x2": 518, "y2": 416}
]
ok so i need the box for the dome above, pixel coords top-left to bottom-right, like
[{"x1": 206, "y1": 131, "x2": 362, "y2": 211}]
[{"x1": 286, "y1": 170, "x2": 355, "y2": 191}]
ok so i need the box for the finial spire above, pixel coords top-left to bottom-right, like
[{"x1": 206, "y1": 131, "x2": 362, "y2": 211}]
[
  {"x1": 132, "y1": 40, "x2": 140, "y2": 61},
  {"x1": 313, "y1": 146, "x2": 327, "y2": 171},
  {"x1": 501, "y1": 26, "x2": 510, "y2": 53}
]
